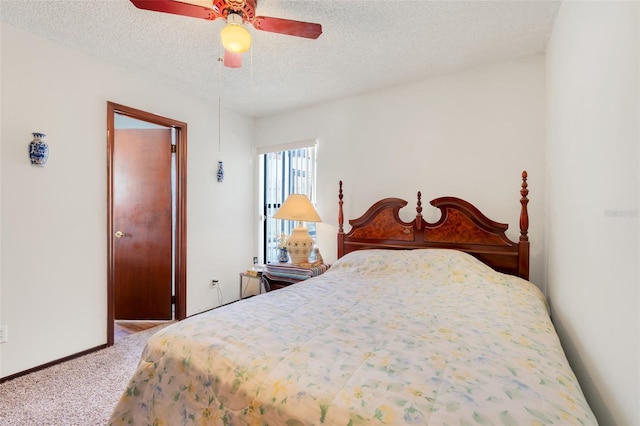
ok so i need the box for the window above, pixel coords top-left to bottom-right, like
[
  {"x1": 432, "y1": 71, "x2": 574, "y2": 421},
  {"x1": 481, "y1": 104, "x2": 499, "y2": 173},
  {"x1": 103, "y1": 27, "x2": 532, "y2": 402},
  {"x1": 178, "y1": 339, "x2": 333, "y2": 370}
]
[{"x1": 259, "y1": 140, "x2": 317, "y2": 263}]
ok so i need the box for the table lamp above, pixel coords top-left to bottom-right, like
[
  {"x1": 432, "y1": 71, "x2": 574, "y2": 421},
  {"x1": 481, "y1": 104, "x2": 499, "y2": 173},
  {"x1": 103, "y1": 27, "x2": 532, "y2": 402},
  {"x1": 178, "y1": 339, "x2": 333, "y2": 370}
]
[{"x1": 272, "y1": 194, "x2": 322, "y2": 265}]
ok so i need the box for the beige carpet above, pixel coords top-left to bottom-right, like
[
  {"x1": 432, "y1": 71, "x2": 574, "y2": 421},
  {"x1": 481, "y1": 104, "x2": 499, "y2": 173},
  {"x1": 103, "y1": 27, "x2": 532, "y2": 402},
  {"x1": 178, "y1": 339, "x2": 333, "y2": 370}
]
[{"x1": 0, "y1": 323, "x2": 172, "y2": 426}]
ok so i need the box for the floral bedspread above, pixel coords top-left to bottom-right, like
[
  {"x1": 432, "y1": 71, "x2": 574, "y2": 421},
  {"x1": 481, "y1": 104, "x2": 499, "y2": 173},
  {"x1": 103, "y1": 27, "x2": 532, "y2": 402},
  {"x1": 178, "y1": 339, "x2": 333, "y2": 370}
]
[{"x1": 110, "y1": 249, "x2": 597, "y2": 425}]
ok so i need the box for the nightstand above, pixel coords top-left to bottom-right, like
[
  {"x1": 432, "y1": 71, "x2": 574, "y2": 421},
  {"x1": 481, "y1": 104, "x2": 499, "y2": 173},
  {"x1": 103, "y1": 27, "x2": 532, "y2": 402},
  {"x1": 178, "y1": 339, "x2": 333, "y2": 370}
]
[
  {"x1": 239, "y1": 269, "x2": 263, "y2": 300},
  {"x1": 262, "y1": 262, "x2": 330, "y2": 291}
]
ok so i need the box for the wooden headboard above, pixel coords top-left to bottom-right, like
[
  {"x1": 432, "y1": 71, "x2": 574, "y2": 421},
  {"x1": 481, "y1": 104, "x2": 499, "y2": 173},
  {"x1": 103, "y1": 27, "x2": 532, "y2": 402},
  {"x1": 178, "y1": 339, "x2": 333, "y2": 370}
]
[{"x1": 337, "y1": 171, "x2": 530, "y2": 279}]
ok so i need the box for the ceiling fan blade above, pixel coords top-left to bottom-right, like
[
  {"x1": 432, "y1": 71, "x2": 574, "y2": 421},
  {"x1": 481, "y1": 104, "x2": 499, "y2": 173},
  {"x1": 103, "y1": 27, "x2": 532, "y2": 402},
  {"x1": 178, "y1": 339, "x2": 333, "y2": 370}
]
[
  {"x1": 129, "y1": 0, "x2": 220, "y2": 20},
  {"x1": 252, "y1": 16, "x2": 322, "y2": 39},
  {"x1": 224, "y1": 50, "x2": 243, "y2": 68}
]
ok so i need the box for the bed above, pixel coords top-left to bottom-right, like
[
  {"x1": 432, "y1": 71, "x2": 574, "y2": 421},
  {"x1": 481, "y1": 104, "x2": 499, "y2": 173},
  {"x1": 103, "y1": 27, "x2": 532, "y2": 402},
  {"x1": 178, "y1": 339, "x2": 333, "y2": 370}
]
[{"x1": 109, "y1": 171, "x2": 597, "y2": 425}]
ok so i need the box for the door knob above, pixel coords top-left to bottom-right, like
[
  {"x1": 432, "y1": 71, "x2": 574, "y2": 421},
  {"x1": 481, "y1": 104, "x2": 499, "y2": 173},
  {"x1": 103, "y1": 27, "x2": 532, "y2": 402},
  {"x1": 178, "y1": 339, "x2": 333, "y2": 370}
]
[{"x1": 115, "y1": 231, "x2": 125, "y2": 238}]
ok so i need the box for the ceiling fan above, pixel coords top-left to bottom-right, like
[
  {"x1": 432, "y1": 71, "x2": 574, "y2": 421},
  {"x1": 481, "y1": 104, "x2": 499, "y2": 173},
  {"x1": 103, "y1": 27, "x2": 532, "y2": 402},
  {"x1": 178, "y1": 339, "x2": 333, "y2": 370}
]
[{"x1": 129, "y1": 0, "x2": 322, "y2": 68}]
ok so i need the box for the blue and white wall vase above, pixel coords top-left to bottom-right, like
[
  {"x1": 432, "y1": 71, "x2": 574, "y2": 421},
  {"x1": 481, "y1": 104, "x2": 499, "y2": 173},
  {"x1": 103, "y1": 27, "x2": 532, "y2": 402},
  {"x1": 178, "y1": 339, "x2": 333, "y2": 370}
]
[
  {"x1": 217, "y1": 160, "x2": 224, "y2": 182},
  {"x1": 29, "y1": 132, "x2": 48, "y2": 167}
]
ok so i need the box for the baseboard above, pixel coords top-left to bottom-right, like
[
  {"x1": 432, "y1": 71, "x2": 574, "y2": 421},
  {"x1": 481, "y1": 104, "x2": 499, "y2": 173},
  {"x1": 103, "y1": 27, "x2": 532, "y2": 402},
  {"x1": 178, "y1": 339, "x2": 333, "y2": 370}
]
[{"x1": 0, "y1": 343, "x2": 107, "y2": 383}]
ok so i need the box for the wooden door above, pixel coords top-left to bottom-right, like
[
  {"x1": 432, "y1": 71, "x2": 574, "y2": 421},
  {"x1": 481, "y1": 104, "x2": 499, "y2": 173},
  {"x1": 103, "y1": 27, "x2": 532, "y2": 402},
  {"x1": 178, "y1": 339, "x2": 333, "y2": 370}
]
[{"x1": 114, "y1": 128, "x2": 173, "y2": 320}]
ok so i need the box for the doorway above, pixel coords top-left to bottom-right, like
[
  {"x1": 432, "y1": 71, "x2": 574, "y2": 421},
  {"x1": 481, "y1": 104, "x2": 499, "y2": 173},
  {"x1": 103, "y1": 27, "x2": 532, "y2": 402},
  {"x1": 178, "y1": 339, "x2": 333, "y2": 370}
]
[{"x1": 106, "y1": 102, "x2": 187, "y2": 346}]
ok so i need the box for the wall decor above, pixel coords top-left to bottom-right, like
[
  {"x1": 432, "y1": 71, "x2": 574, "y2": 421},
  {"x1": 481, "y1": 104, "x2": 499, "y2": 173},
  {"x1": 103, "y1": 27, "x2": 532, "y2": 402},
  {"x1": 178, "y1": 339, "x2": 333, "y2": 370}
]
[{"x1": 29, "y1": 132, "x2": 48, "y2": 166}]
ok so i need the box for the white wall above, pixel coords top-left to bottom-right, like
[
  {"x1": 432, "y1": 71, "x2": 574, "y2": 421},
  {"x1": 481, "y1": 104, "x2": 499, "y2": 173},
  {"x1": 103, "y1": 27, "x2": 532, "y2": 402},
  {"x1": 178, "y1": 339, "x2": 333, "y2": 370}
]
[
  {"x1": 546, "y1": 2, "x2": 639, "y2": 424},
  {"x1": 0, "y1": 23, "x2": 3, "y2": 374},
  {"x1": 255, "y1": 55, "x2": 547, "y2": 286},
  {"x1": 0, "y1": 23, "x2": 254, "y2": 378}
]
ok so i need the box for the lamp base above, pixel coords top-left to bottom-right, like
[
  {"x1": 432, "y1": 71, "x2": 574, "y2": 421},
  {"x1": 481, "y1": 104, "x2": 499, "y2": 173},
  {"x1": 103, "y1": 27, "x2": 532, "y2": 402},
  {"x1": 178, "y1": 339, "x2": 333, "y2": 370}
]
[{"x1": 286, "y1": 227, "x2": 314, "y2": 265}]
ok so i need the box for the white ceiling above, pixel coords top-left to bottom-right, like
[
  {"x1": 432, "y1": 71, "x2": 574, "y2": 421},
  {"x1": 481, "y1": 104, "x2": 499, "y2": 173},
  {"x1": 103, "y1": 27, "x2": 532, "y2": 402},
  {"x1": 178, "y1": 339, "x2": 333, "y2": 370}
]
[{"x1": 1, "y1": 0, "x2": 560, "y2": 117}]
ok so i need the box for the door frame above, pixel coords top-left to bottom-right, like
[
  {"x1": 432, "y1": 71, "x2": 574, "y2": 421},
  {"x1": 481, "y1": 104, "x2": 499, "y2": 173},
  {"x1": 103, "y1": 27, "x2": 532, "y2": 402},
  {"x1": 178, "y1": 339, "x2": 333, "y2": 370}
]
[{"x1": 106, "y1": 102, "x2": 188, "y2": 346}]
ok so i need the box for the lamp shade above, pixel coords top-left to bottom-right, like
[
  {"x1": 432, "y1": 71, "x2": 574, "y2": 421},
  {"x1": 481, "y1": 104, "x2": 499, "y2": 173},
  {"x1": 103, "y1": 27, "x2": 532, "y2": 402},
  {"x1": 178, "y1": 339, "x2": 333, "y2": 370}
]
[
  {"x1": 272, "y1": 194, "x2": 322, "y2": 223},
  {"x1": 220, "y1": 14, "x2": 251, "y2": 54}
]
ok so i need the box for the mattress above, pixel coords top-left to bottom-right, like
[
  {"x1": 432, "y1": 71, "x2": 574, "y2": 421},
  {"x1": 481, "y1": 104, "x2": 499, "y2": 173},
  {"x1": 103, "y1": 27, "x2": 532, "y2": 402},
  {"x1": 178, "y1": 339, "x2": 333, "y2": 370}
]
[{"x1": 109, "y1": 249, "x2": 596, "y2": 425}]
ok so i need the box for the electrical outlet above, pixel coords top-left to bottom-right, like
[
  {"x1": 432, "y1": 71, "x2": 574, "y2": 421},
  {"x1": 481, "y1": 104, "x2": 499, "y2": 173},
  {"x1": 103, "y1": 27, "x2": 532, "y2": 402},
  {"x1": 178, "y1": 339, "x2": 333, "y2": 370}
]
[
  {"x1": 253, "y1": 256, "x2": 258, "y2": 265},
  {"x1": 211, "y1": 278, "x2": 219, "y2": 287},
  {"x1": 0, "y1": 325, "x2": 7, "y2": 343}
]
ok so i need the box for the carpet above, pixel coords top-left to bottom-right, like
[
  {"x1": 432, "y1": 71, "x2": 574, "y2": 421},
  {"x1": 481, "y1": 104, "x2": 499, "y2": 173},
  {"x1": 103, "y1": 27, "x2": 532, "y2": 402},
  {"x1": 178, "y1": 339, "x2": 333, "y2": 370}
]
[{"x1": 0, "y1": 323, "x2": 172, "y2": 426}]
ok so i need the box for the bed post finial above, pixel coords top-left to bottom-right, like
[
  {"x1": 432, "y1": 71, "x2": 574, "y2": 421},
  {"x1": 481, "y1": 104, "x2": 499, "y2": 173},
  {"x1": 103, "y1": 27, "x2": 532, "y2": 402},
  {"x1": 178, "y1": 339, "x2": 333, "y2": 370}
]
[
  {"x1": 337, "y1": 181, "x2": 345, "y2": 259},
  {"x1": 338, "y1": 180, "x2": 344, "y2": 234},
  {"x1": 416, "y1": 191, "x2": 423, "y2": 230},
  {"x1": 519, "y1": 171, "x2": 529, "y2": 242},
  {"x1": 518, "y1": 171, "x2": 530, "y2": 280}
]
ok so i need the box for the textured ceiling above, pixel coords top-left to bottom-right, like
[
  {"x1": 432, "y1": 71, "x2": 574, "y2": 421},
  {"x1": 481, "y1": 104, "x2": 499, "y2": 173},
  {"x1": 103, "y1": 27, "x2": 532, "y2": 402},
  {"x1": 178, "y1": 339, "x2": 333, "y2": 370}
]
[{"x1": 1, "y1": 0, "x2": 560, "y2": 117}]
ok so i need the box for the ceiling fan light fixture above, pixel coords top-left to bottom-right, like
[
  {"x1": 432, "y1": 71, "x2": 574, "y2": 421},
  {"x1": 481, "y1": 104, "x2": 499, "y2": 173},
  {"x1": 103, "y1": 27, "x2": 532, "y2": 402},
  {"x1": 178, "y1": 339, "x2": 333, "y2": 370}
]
[{"x1": 221, "y1": 13, "x2": 251, "y2": 54}]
